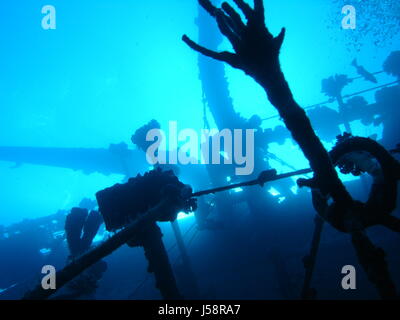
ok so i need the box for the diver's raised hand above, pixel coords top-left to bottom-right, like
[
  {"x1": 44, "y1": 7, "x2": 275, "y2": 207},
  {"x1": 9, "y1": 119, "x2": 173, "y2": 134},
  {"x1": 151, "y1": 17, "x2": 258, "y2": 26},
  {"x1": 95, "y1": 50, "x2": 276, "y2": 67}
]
[
  {"x1": 183, "y1": 1, "x2": 354, "y2": 210},
  {"x1": 182, "y1": 0, "x2": 285, "y2": 85}
]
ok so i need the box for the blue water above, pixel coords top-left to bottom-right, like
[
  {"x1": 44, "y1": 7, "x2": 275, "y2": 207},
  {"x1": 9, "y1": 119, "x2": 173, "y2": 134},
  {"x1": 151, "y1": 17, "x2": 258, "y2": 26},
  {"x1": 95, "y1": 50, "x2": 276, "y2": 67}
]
[
  {"x1": 0, "y1": 0, "x2": 399, "y2": 300},
  {"x1": 0, "y1": 0, "x2": 397, "y2": 226}
]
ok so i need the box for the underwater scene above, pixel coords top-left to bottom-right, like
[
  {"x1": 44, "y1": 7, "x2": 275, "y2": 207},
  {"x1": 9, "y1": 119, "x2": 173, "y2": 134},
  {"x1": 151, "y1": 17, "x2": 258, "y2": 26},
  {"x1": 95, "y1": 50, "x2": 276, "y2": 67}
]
[{"x1": 0, "y1": 0, "x2": 399, "y2": 302}]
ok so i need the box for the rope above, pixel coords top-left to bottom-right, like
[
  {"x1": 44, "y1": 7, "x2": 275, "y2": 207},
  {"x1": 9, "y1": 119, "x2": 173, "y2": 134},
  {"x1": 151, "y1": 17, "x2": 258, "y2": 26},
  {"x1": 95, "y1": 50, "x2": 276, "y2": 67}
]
[{"x1": 262, "y1": 80, "x2": 400, "y2": 122}]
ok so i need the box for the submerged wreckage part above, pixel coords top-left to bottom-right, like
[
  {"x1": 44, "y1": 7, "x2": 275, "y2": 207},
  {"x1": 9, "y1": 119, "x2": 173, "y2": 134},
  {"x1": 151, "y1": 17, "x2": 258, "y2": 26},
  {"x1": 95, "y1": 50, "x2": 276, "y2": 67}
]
[
  {"x1": 301, "y1": 215, "x2": 324, "y2": 300},
  {"x1": 21, "y1": 165, "x2": 312, "y2": 300},
  {"x1": 299, "y1": 134, "x2": 400, "y2": 299},
  {"x1": 327, "y1": 135, "x2": 400, "y2": 231},
  {"x1": 24, "y1": 169, "x2": 194, "y2": 300},
  {"x1": 191, "y1": 168, "x2": 310, "y2": 197},
  {"x1": 330, "y1": 136, "x2": 400, "y2": 299},
  {"x1": 351, "y1": 230, "x2": 397, "y2": 299},
  {"x1": 96, "y1": 168, "x2": 196, "y2": 231},
  {"x1": 23, "y1": 197, "x2": 182, "y2": 300},
  {"x1": 65, "y1": 208, "x2": 103, "y2": 258},
  {"x1": 183, "y1": 1, "x2": 399, "y2": 299},
  {"x1": 298, "y1": 134, "x2": 400, "y2": 231},
  {"x1": 0, "y1": 144, "x2": 148, "y2": 177},
  {"x1": 62, "y1": 208, "x2": 106, "y2": 299},
  {"x1": 128, "y1": 223, "x2": 182, "y2": 300}
]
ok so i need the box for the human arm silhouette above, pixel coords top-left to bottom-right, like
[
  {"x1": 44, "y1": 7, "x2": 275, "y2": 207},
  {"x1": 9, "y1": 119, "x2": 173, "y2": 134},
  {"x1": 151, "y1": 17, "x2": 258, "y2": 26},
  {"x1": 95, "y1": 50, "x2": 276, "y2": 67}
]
[{"x1": 183, "y1": 0, "x2": 352, "y2": 205}]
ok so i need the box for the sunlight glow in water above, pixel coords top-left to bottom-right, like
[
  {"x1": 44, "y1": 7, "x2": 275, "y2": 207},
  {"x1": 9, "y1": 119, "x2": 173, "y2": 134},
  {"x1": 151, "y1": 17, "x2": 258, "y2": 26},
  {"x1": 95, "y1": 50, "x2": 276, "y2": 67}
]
[
  {"x1": 39, "y1": 248, "x2": 52, "y2": 255},
  {"x1": 268, "y1": 187, "x2": 281, "y2": 197},
  {"x1": 177, "y1": 211, "x2": 195, "y2": 220}
]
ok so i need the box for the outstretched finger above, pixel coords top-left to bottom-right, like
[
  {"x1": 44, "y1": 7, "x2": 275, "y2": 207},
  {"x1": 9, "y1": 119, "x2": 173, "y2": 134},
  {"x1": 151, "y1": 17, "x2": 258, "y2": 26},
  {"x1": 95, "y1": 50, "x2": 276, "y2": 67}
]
[
  {"x1": 232, "y1": 0, "x2": 253, "y2": 20},
  {"x1": 182, "y1": 35, "x2": 219, "y2": 59},
  {"x1": 274, "y1": 27, "x2": 286, "y2": 50},
  {"x1": 199, "y1": 0, "x2": 218, "y2": 17},
  {"x1": 182, "y1": 35, "x2": 238, "y2": 66},
  {"x1": 254, "y1": 0, "x2": 265, "y2": 23},
  {"x1": 221, "y1": 2, "x2": 246, "y2": 33},
  {"x1": 216, "y1": 10, "x2": 241, "y2": 49}
]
